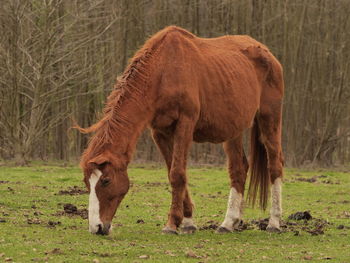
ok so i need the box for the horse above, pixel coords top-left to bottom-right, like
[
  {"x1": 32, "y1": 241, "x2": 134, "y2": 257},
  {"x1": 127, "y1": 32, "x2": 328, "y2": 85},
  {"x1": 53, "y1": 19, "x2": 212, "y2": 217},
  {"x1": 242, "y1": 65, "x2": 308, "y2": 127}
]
[{"x1": 76, "y1": 26, "x2": 284, "y2": 235}]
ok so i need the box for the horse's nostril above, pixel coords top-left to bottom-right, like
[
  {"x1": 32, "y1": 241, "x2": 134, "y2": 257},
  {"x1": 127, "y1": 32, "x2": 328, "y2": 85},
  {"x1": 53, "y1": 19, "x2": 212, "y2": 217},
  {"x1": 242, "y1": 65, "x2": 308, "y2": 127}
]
[{"x1": 96, "y1": 224, "x2": 103, "y2": 235}]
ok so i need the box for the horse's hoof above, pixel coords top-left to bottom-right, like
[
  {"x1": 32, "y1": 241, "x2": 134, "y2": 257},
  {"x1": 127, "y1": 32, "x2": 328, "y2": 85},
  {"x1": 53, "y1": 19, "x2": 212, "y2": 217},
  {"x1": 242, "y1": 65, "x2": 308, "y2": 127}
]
[
  {"x1": 216, "y1": 226, "x2": 232, "y2": 233},
  {"x1": 181, "y1": 225, "x2": 197, "y2": 234},
  {"x1": 162, "y1": 226, "x2": 178, "y2": 235},
  {"x1": 266, "y1": 225, "x2": 281, "y2": 233}
]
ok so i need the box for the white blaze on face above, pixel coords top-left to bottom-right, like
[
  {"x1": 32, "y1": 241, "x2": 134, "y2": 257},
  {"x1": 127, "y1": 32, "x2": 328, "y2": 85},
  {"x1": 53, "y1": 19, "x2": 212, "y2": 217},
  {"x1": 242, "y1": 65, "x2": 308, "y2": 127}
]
[
  {"x1": 268, "y1": 177, "x2": 282, "y2": 229},
  {"x1": 220, "y1": 187, "x2": 243, "y2": 231},
  {"x1": 88, "y1": 169, "x2": 102, "y2": 233}
]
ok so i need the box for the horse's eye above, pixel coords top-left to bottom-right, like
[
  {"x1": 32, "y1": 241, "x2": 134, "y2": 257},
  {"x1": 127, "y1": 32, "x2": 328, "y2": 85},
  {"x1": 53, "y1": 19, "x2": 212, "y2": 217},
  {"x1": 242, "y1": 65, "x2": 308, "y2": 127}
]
[{"x1": 101, "y1": 177, "x2": 110, "y2": 187}]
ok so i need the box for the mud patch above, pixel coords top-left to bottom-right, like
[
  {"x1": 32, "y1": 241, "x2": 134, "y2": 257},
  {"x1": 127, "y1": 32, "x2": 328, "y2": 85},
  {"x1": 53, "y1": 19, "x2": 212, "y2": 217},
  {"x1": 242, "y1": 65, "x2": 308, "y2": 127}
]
[
  {"x1": 53, "y1": 203, "x2": 88, "y2": 219},
  {"x1": 199, "y1": 220, "x2": 219, "y2": 230},
  {"x1": 292, "y1": 175, "x2": 340, "y2": 184},
  {"x1": 47, "y1": 220, "x2": 62, "y2": 227},
  {"x1": 0, "y1": 181, "x2": 9, "y2": 184},
  {"x1": 288, "y1": 211, "x2": 312, "y2": 220},
  {"x1": 199, "y1": 211, "x2": 331, "y2": 235},
  {"x1": 45, "y1": 248, "x2": 63, "y2": 255},
  {"x1": 27, "y1": 218, "x2": 42, "y2": 224},
  {"x1": 250, "y1": 218, "x2": 270, "y2": 230},
  {"x1": 249, "y1": 217, "x2": 329, "y2": 235},
  {"x1": 57, "y1": 186, "x2": 88, "y2": 195},
  {"x1": 136, "y1": 219, "x2": 145, "y2": 224},
  {"x1": 295, "y1": 177, "x2": 318, "y2": 183},
  {"x1": 338, "y1": 211, "x2": 350, "y2": 219}
]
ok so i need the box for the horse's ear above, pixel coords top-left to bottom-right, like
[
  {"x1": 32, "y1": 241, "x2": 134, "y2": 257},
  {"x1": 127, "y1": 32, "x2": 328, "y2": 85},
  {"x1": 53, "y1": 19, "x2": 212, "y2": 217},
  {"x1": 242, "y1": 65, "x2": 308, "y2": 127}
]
[{"x1": 88, "y1": 154, "x2": 110, "y2": 168}]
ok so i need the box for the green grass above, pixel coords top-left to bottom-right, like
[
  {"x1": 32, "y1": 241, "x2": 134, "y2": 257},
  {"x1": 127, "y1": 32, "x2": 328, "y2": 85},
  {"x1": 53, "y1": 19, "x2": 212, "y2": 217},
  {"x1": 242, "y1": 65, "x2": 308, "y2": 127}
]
[{"x1": 0, "y1": 164, "x2": 349, "y2": 262}]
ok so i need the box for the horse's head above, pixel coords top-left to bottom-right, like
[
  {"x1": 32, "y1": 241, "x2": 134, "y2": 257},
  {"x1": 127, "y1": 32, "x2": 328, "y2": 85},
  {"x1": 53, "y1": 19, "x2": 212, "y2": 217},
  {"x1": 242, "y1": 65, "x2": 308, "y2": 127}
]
[{"x1": 82, "y1": 151, "x2": 129, "y2": 235}]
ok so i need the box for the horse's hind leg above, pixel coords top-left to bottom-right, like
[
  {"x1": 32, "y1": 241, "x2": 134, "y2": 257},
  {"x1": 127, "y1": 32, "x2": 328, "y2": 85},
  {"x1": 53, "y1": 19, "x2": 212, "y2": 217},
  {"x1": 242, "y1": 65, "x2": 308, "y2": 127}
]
[
  {"x1": 258, "y1": 102, "x2": 284, "y2": 232},
  {"x1": 217, "y1": 136, "x2": 249, "y2": 233},
  {"x1": 152, "y1": 129, "x2": 196, "y2": 234}
]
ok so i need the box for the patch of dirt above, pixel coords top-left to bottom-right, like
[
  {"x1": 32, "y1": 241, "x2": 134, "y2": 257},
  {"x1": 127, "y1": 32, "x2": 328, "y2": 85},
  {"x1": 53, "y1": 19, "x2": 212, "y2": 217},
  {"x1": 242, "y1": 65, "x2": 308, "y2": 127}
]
[
  {"x1": 27, "y1": 218, "x2": 42, "y2": 224},
  {"x1": 57, "y1": 186, "x2": 88, "y2": 195},
  {"x1": 185, "y1": 250, "x2": 201, "y2": 259},
  {"x1": 336, "y1": 225, "x2": 350, "y2": 230},
  {"x1": 92, "y1": 251, "x2": 115, "y2": 257},
  {"x1": 304, "y1": 219, "x2": 329, "y2": 236},
  {"x1": 288, "y1": 211, "x2": 312, "y2": 220},
  {"x1": 295, "y1": 177, "x2": 318, "y2": 183},
  {"x1": 199, "y1": 220, "x2": 219, "y2": 230},
  {"x1": 0, "y1": 181, "x2": 9, "y2": 184},
  {"x1": 250, "y1": 216, "x2": 329, "y2": 236},
  {"x1": 144, "y1": 181, "x2": 168, "y2": 187},
  {"x1": 338, "y1": 211, "x2": 350, "y2": 219},
  {"x1": 321, "y1": 179, "x2": 340, "y2": 185},
  {"x1": 47, "y1": 220, "x2": 61, "y2": 227},
  {"x1": 292, "y1": 175, "x2": 340, "y2": 184},
  {"x1": 250, "y1": 218, "x2": 270, "y2": 230},
  {"x1": 64, "y1": 203, "x2": 77, "y2": 213},
  {"x1": 53, "y1": 203, "x2": 88, "y2": 219},
  {"x1": 199, "y1": 211, "x2": 331, "y2": 236},
  {"x1": 45, "y1": 248, "x2": 63, "y2": 255}
]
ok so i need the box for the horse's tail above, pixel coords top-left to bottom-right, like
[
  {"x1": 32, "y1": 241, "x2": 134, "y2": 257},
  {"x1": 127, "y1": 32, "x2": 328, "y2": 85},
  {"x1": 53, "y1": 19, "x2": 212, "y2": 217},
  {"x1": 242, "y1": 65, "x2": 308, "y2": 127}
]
[{"x1": 247, "y1": 117, "x2": 269, "y2": 210}]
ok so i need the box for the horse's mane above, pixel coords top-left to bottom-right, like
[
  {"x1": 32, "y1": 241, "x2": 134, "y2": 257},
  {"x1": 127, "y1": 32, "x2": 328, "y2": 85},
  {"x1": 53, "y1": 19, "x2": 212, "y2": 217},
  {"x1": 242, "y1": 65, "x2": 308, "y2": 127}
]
[{"x1": 76, "y1": 26, "x2": 191, "y2": 161}]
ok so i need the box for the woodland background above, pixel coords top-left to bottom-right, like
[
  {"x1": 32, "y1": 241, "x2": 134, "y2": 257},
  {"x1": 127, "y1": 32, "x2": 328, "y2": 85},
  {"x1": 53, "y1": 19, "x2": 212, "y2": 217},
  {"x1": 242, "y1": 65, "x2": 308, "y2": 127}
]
[{"x1": 0, "y1": 0, "x2": 349, "y2": 166}]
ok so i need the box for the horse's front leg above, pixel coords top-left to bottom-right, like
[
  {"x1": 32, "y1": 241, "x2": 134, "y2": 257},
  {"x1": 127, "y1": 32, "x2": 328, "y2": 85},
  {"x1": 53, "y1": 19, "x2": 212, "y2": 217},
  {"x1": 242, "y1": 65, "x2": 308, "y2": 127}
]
[
  {"x1": 162, "y1": 116, "x2": 194, "y2": 234},
  {"x1": 217, "y1": 137, "x2": 248, "y2": 233},
  {"x1": 152, "y1": 130, "x2": 197, "y2": 234}
]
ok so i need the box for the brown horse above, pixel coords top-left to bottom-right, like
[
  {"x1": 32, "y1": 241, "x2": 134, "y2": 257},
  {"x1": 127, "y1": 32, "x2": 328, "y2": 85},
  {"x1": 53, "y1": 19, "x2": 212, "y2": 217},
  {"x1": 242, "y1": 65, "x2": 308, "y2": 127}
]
[{"x1": 76, "y1": 26, "x2": 284, "y2": 235}]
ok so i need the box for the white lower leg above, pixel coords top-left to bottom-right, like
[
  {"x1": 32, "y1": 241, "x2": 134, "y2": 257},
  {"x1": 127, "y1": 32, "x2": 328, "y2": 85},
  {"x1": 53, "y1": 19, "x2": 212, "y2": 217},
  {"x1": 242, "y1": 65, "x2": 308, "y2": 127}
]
[
  {"x1": 268, "y1": 177, "x2": 282, "y2": 229},
  {"x1": 220, "y1": 187, "x2": 242, "y2": 231},
  {"x1": 181, "y1": 217, "x2": 196, "y2": 228}
]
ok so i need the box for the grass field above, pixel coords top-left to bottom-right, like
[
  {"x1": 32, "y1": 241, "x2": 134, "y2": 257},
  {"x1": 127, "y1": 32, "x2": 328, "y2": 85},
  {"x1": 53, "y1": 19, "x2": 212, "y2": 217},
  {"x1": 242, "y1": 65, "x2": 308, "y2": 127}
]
[{"x1": 0, "y1": 164, "x2": 349, "y2": 262}]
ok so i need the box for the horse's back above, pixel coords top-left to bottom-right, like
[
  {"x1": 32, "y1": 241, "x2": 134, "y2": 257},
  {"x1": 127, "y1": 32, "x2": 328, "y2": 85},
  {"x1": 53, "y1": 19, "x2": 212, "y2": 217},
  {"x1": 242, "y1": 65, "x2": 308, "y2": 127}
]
[{"x1": 151, "y1": 27, "x2": 283, "y2": 143}]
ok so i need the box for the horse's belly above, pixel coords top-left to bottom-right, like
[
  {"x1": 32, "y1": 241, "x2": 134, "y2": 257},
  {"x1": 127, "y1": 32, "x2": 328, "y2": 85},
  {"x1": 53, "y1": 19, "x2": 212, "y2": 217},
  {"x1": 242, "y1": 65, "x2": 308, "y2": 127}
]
[
  {"x1": 193, "y1": 117, "x2": 249, "y2": 143},
  {"x1": 193, "y1": 127, "x2": 236, "y2": 143}
]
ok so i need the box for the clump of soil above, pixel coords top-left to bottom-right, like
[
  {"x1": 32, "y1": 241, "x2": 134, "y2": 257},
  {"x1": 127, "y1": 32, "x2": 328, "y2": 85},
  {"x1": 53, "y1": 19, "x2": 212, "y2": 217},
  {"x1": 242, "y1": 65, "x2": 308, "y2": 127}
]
[
  {"x1": 45, "y1": 248, "x2": 63, "y2": 255},
  {"x1": 199, "y1": 220, "x2": 219, "y2": 230},
  {"x1": 305, "y1": 219, "x2": 328, "y2": 235},
  {"x1": 47, "y1": 220, "x2": 61, "y2": 227},
  {"x1": 27, "y1": 218, "x2": 41, "y2": 224},
  {"x1": 284, "y1": 212, "x2": 329, "y2": 235},
  {"x1": 0, "y1": 180, "x2": 9, "y2": 184},
  {"x1": 288, "y1": 211, "x2": 312, "y2": 220},
  {"x1": 292, "y1": 175, "x2": 339, "y2": 184},
  {"x1": 250, "y1": 218, "x2": 270, "y2": 230},
  {"x1": 57, "y1": 186, "x2": 88, "y2": 195},
  {"x1": 295, "y1": 177, "x2": 318, "y2": 183},
  {"x1": 64, "y1": 204, "x2": 77, "y2": 213},
  {"x1": 199, "y1": 211, "x2": 330, "y2": 236},
  {"x1": 144, "y1": 182, "x2": 168, "y2": 187},
  {"x1": 54, "y1": 203, "x2": 88, "y2": 219},
  {"x1": 199, "y1": 220, "x2": 250, "y2": 231}
]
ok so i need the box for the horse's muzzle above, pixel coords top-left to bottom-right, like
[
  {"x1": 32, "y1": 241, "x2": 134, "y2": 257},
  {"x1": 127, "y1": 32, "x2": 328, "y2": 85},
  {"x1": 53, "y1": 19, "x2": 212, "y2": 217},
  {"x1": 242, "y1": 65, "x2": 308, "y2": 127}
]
[{"x1": 94, "y1": 223, "x2": 111, "y2": 235}]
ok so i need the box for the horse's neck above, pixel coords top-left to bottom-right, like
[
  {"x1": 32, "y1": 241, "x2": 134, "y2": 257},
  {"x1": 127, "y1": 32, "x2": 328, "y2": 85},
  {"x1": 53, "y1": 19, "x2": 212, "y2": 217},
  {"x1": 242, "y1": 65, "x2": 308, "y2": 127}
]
[{"x1": 111, "y1": 89, "x2": 151, "y2": 161}]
